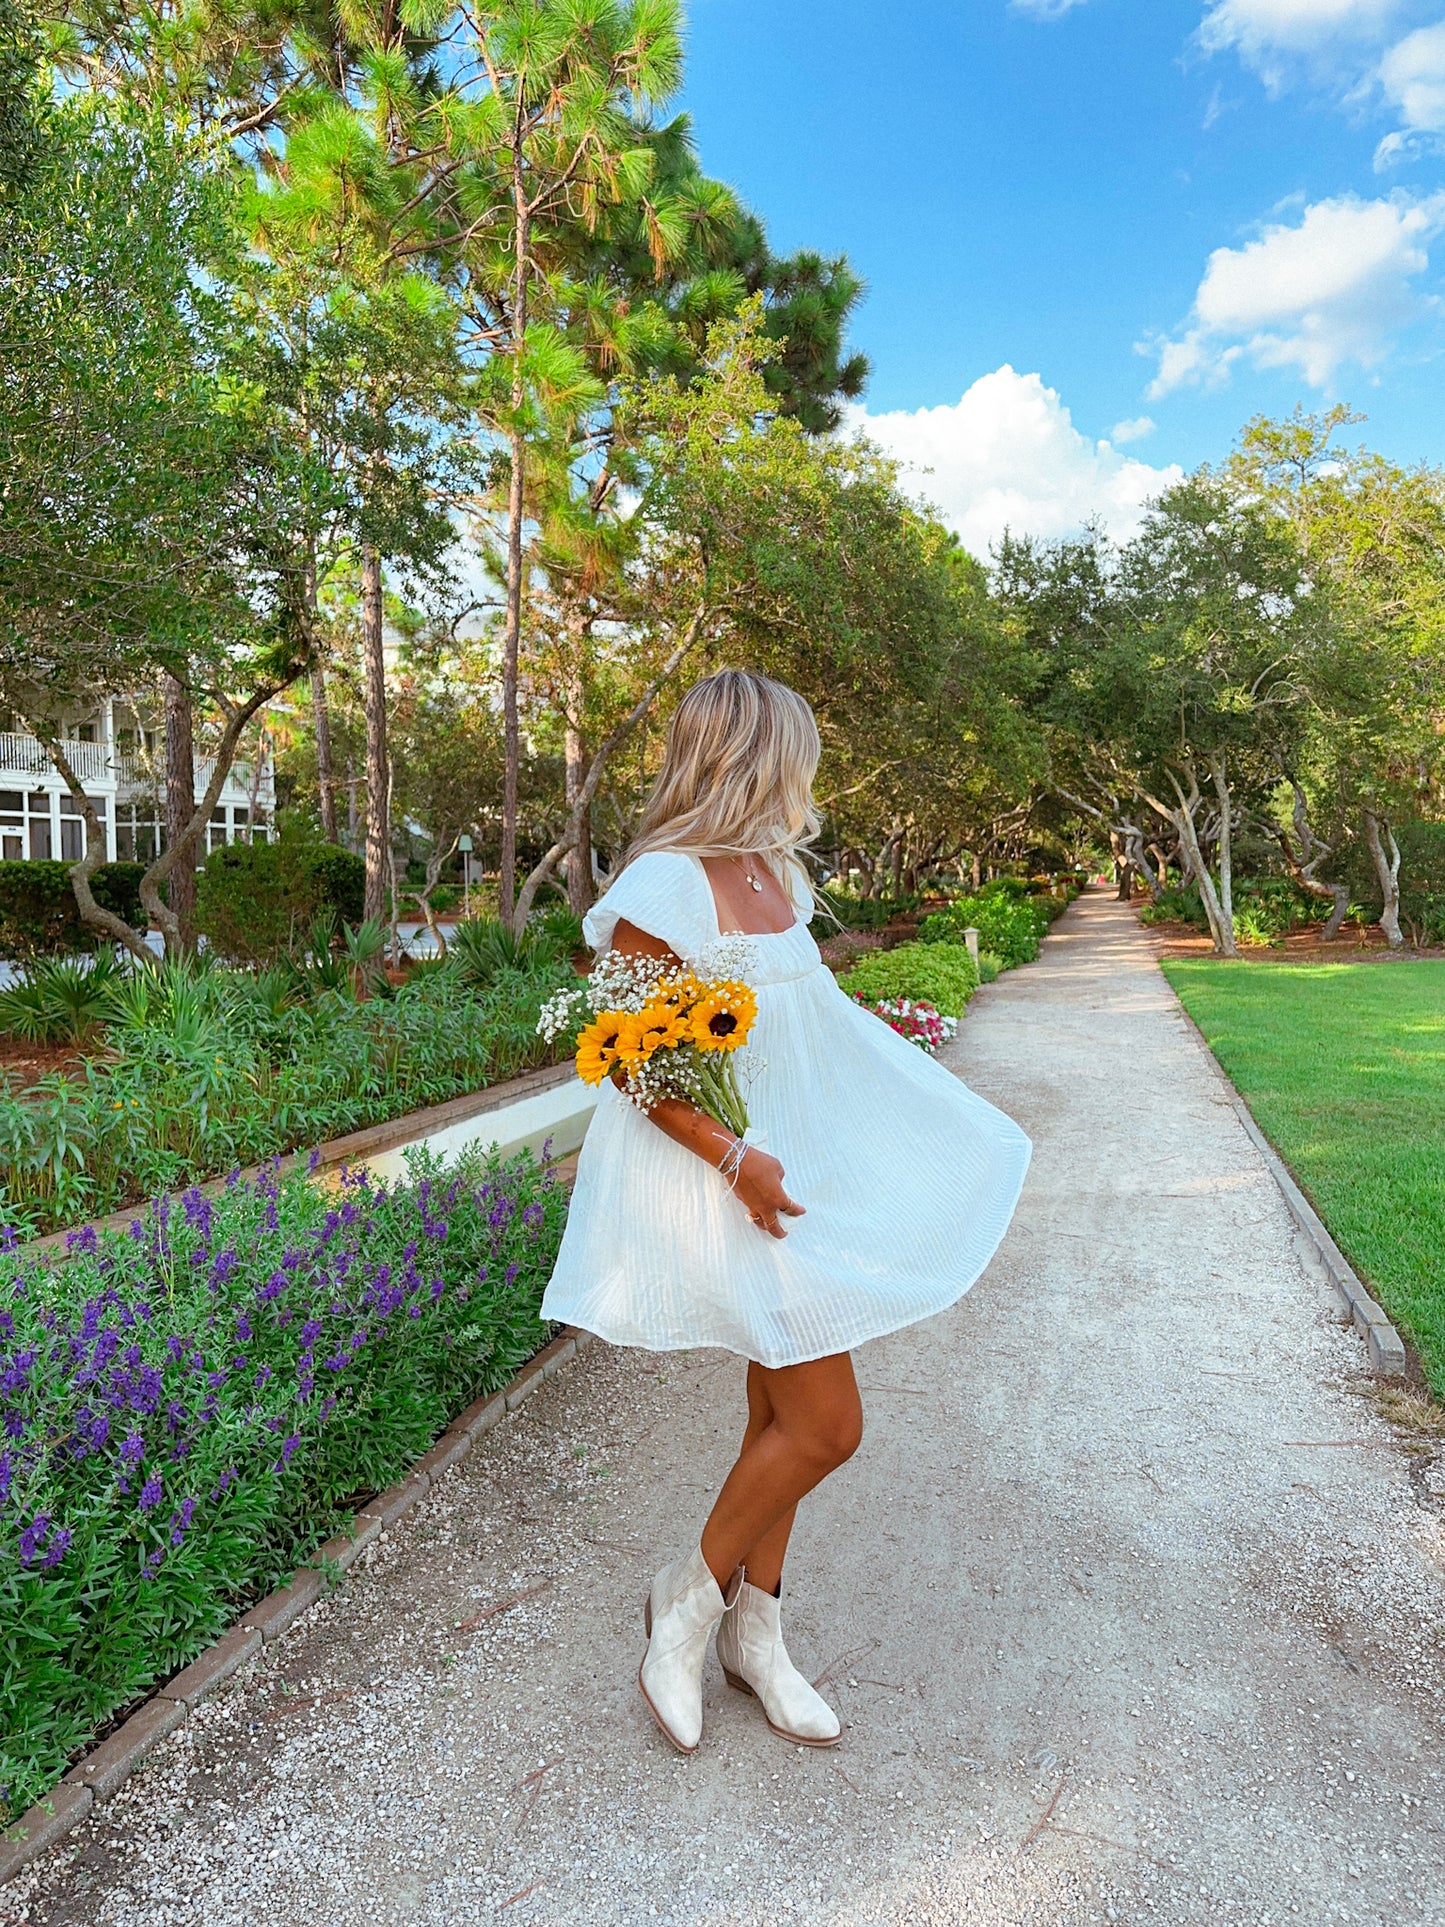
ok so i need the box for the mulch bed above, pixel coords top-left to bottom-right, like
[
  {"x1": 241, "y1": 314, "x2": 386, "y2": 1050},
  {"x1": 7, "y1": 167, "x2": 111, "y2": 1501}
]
[
  {"x1": 0, "y1": 1037, "x2": 86, "y2": 1091},
  {"x1": 1140, "y1": 913, "x2": 1445, "y2": 966}
]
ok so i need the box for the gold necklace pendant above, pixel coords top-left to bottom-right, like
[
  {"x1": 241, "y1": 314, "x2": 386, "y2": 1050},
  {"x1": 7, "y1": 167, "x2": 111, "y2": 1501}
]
[{"x1": 740, "y1": 857, "x2": 763, "y2": 892}]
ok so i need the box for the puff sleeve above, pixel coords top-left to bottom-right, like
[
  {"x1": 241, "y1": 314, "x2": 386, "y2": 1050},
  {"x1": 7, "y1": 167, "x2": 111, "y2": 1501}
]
[{"x1": 582, "y1": 851, "x2": 717, "y2": 964}]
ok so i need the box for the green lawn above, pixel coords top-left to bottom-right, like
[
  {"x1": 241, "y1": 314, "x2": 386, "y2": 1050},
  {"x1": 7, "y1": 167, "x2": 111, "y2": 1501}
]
[{"x1": 1162, "y1": 960, "x2": 1445, "y2": 1396}]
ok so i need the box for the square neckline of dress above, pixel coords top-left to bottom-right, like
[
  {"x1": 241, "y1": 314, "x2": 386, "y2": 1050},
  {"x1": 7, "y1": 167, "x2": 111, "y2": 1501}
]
[{"x1": 686, "y1": 852, "x2": 802, "y2": 940}]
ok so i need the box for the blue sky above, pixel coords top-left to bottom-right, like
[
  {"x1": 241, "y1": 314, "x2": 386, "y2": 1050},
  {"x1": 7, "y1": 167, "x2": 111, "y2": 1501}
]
[{"x1": 678, "y1": 0, "x2": 1445, "y2": 552}]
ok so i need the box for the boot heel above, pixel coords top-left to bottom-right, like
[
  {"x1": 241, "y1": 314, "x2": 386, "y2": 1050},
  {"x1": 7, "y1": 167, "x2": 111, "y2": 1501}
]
[{"x1": 722, "y1": 1666, "x2": 756, "y2": 1698}]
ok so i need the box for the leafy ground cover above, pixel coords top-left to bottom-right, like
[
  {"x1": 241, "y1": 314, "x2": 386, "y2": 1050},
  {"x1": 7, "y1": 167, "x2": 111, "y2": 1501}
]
[
  {"x1": 0, "y1": 921, "x2": 580, "y2": 1236},
  {"x1": 1164, "y1": 960, "x2": 1445, "y2": 1396},
  {"x1": 0, "y1": 1145, "x2": 565, "y2": 1821}
]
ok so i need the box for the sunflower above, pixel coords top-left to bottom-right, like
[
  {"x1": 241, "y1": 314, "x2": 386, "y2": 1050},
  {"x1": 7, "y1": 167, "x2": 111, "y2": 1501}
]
[
  {"x1": 688, "y1": 981, "x2": 757, "y2": 1053},
  {"x1": 655, "y1": 971, "x2": 703, "y2": 1017},
  {"x1": 618, "y1": 1001, "x2": 691, "y2": 1064},
  {"x1": 574, "y1": 1012, "x2": 629, "y2": 1085}
]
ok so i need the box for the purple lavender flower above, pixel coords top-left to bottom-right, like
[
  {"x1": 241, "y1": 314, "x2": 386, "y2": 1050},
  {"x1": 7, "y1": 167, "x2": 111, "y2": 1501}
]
[
  {"x1": 168, "y1": 1497, "x2": 197, "y2": 1546},
  {"x1": 137, "y1": 1471, "x2": 163, "y2": 1512},
  {"x1": 119, "y1": 1431, "x2": 144, "y2": 1467},
  {"x1": 16, "y1": 1513, "x2": 50, "y2": 1565},
  {"x1": 40, "y1": 1528, "x2": 72, "y2": 1570}
]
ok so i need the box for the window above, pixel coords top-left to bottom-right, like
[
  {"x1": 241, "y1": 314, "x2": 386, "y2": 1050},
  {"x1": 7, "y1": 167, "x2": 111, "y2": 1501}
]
[
  {"x1": 74, "y1": 722, "x2": 96, "y2": 744},
  {"x1": 0, "y1": 790, "x2": 22, "y2": 862},
  {"x1": 58, "y1": 793, "x2": 105, "y2": 862},
  {"x1": 116, "y1": 803, "x2": 161, "y2": 863}
]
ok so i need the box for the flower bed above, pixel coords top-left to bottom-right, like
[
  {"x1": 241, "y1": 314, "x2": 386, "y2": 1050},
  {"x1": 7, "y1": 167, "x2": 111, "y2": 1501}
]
[
  {"x1": 849, "y1": 996, "x2": 957, "y2": 1053},
  {"x1": 0, "y1": 1145, "x2": 565, "y2": 1822},
  {"x1": 0, "y1": 953, "x2": 577, "y2": 1237}
]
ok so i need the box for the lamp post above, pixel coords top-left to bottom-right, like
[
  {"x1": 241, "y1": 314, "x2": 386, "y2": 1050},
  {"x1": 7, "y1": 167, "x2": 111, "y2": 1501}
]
[{"x1": 457, "y1": 833, "x2": 473, "y2": 921}]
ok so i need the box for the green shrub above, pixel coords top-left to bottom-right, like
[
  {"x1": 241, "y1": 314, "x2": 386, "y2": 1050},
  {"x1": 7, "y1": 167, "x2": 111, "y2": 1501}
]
[
  {"x1": 0, "y1": 947, "x2": 128, "y2": 1045},
  {"x1": 1141, "y1": 879, "x2": 1335, "y2": 940},
  {"x1": 0, "y1": 952, "x2": 579, "y2": 1235},
  {"x1": 917, "y1": 892, "x2": 1048, "y2": 969},
  {"x1": 838, "y1": 941, "x2": 978, "y2": 1017},
  {"x1": 0, "y1": 861, "x2": 146, "y2": 964},
  {"x1": 811, "y1": 887, "x2": 922, "y2": 935},
  {"x1": 1138, "y1": 884, "x2": 1207, "y2": 929},
  {"x1": 0, "y1": 1146, "x2": 565, "y2": 1821},
  {"x1": 978, "y1": 951, "x2": 1003, "y2": 984},
  {"x1": 196, "y1": 829, "x2": 365, "y2": 966}
]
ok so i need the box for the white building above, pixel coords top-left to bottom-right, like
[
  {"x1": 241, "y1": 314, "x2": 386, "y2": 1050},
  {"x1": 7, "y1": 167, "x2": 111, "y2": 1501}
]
[{"x1": 0, "y1": 699, "x2": 274, "y2": 864}]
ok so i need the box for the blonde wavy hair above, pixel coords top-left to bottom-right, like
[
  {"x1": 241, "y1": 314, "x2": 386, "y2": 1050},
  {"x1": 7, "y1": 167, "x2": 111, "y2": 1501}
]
[{"x1": 622, "y1": 669, "x2": 821, "y2": 876}]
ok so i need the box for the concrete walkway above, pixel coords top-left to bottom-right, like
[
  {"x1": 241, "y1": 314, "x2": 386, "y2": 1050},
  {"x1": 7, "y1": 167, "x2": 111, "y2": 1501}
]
[{"x1": 19, "y1": 894, "x2": 1445, "y2": 1927}]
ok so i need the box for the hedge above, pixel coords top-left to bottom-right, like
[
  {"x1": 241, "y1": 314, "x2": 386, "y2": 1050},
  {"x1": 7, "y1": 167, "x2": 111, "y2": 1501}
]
[
  {"x1": 0, "y1": 1145, "x2": 565, "y2": 1822},
  {"x1": 0, "y1": 861, "x2": 146, "y2": 965},
  {"x1": 196, "y1": 836, "x2": 366, "y2": 966},
  {"x1": 838, "y1": 941, "x2": 979, "y2": 1017},
  {"x1": 917, "y1": 893, "x2": 1049, "y2": 969}
]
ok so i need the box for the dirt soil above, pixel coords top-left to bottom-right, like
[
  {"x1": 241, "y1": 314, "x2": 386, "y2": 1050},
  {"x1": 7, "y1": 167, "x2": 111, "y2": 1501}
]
[
  {"x1": 0, "y1": 1036, "x2": 85, "y2": 1090},
  {"x1": 1139, "y1": 912, "x2": 1445, "y2": 966}
]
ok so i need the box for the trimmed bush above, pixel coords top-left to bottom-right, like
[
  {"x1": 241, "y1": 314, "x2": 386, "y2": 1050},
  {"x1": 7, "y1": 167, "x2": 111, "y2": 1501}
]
[
  {"x1": 0, "y1": 861, "x2": 146, "y2": 964},
  {"x1": 196, "y1": 832, "x2": 365, "y2": 966},
  {"x1": 838, "y1": 941, "x2": 978, "y2": 1017},
  {"x1": 917, "y1": 892, "x2": 1048, "y2": 969},
  {"x1": 0, "y1": 1146, "x2": 565, "y2": 1820}
]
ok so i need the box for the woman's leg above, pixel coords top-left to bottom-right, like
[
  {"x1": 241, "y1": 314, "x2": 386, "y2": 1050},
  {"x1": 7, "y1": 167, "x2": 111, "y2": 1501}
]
[
  {"x1": 730, "y1": 1362, "x2": 795, "y2": 1594},
  {"x1": 699, "y1": 1352, "x2": 862, "y2": 1592}
]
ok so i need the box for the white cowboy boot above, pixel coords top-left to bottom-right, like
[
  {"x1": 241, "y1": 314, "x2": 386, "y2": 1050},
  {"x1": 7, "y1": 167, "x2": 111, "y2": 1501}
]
[
  {"x1": 638, "y1": 1544, "x2": 741, "y2": 1753},
  {"x1": 715, "y1": 1577, "x2": 842, "y2": 1746}
]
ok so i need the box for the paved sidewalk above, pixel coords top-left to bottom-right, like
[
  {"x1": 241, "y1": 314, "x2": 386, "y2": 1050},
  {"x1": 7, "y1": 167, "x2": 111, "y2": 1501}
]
[{"x1": 19, "y1": 893, "x2": 1445, "y2": 1926}]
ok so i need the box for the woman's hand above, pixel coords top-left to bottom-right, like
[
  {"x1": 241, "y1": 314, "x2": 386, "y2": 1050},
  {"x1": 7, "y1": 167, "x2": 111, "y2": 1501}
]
[{"x1": 729, "y1": 1146, "x2": 806, "y2": 1239}]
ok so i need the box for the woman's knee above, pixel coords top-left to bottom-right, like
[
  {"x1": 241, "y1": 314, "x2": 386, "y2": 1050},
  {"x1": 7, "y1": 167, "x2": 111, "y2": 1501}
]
[{"x1": 790, "y1": 1399, "x2": 863, "y2": 1472}]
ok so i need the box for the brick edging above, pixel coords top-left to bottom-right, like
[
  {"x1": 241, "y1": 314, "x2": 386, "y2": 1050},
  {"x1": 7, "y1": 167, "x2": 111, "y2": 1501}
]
[
  {"x1": 1169, "y1": 996, "x2": 1408, "y2": 1377},
  {"x1": 0, "y1": 1324, "x2": 595, "y2": 1885}
]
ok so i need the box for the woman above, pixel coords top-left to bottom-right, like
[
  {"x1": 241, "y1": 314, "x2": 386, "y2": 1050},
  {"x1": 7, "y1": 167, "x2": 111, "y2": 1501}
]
[{"x1": 541, "y1": 669, "x2": 1031, "y2": 1754}]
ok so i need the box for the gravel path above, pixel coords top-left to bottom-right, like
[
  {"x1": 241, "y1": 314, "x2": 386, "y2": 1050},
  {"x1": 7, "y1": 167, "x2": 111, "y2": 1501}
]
[{"x1": 16, "y1": 892, "x2": 1445, "y2": 1927}]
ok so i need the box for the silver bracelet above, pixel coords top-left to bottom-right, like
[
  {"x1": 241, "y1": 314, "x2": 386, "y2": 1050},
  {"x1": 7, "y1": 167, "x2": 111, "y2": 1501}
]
[{"x1": 717, "y1": 1135, "x2": 748, "y2": 1185}]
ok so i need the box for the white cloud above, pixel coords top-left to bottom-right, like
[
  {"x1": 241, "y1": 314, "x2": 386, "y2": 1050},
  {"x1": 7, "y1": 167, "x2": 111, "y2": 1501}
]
[
  {"x1": 1110, "y1": 414, "x2": 1157, "y2": 443},
  {"x1": 1010, "y1": 0, "x2": 1089, "y2": 18},
  {"x1": 851, "y1": 368, "x2": 1182, "y2": 555},
  {"x1": 1200, "y1": 0, "x2": 1403, "y2": 82},
  {"x1": 1147, "y1": 192, "x2": 1445, "y2": 394},
  {"x1": 1380, "y1": 19, "x2": 1445, "y2": 126}
]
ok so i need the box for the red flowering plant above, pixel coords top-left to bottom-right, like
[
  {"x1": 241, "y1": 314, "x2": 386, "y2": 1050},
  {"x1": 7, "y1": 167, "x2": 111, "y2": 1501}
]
[{"x1": 850, "y1": 995, "x2": 957, "y2": 1055}]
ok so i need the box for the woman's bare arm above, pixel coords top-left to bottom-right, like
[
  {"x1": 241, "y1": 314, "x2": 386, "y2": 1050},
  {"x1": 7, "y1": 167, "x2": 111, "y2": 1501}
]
[{"x1": 607, "y1": 918, "x2": 805, "y2": 1239}]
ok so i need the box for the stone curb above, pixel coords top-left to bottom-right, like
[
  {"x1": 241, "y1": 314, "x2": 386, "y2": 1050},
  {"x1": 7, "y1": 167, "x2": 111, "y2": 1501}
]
[
  {"x1": 1170, "y1": 994, "x2": 1408, "y2": 1377},
  {"x1": 0, "y1": 1324, "x2": 595, "y2": 1886}
]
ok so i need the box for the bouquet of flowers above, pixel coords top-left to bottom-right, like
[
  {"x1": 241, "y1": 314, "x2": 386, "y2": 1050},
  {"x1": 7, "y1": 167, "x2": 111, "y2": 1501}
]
[
  {"x1": 852, "y1": 995, "x2": 956, "y2": 1055},
  {"x1": 538, "y1": 946, "x2": 759, "y2": 1136}
]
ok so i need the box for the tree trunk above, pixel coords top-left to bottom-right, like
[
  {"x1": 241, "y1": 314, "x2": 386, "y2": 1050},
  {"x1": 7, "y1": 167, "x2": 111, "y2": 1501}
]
[
  {"x1": 311, "y1": 663, "x2": 338, "y2": 844},
  {"x1": 162, "y1": 671, "x2": 197, "y2": 956},
  {"x1": 1362, "y1": 807, "x2": 1403, "y2": 947},
  {"x1": 564, "y1": 711, "x2": 595, "y2": 918},
  {"x1": 1273, "y1": 781, "x2": 1349, "y2": 938},
  {"x1": 499, "y1": 174, "x2": 532, "y2": 928},
  {"x1": 362, "y1": 541, "x2": 389, "y2": 925},
  {"x1": 1151, "y1": 766, "x2": 1237, "y2": 957},
  {"x1": 303, "y1": 541, "x2": 338, "y2": 845},
  {"x1": 1209, "y1": 752, "x2": 1233, "y2": 931}
]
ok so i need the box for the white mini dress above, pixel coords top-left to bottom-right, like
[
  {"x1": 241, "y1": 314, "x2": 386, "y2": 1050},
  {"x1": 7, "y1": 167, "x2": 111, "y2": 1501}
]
[{"x1": 539, "y1": 850, "x2": 1032, "y2": 1369}]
